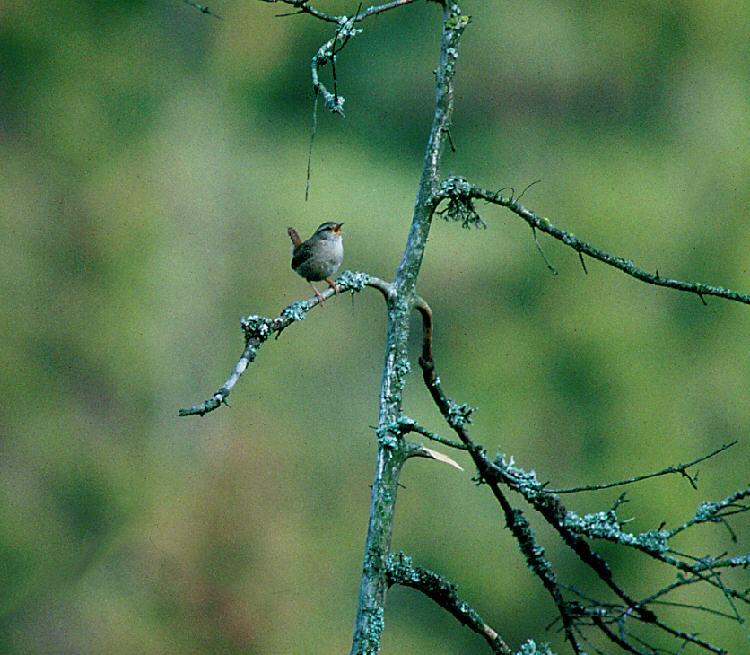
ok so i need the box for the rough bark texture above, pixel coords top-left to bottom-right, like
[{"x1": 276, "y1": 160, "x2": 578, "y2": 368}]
[{"x1": 349, "y1": 3, "x2": 468, "y2": 653}]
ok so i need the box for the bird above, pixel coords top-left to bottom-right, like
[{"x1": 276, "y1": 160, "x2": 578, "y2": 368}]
[{"x1": 287, "y1": 222, "x2": 344, "y2": 302}]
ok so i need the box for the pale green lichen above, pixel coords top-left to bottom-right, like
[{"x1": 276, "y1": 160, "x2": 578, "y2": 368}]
[
  {"x1": 362, "y1": 606, "x2": 384, "y2": 647},
  {"x1": 447, "y1": 400, "x2": 476, "y2": 427},
  {"x1": 494, "y1": 455, "x2": 546, "y2": 499},
  {"x1": 393, "y1": 358, "x2": 411, "y2": 391},
  {"x1": 240, "y1": 314, "x2": 273, "y2": 340},
  {"x1": 563, "y1": 510, "x2": 670, "y2": 554},
  {"x1": 376, "y1": 425, "x2": 398, "y2": 449},
  {"x1": 694, "y1": 500, "x2": 720, "y2": 522},
  {"x1": 335, "y1": 15, "x2": 362, "y2": 40},
  {"x1": 515, "y1": 639, "x2": 554, "y2": 655},
  {"x1": 437, "y1": 176, "x2": 486, "y2": 229},
  {"x1": 280, "y1": 300, "x2": 310, "y2": 322},
  {"x1": 336, "y1": 269, "x2": 371, "y2": 292}
]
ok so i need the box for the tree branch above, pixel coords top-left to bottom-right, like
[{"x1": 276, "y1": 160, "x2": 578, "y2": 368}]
[
  {"x1": 350, "y1": 4, "x2": 469, "y2": 653},
  {"x1": 178, "y1": 271, "x2": 391, "y2": 417},
  {"x1": 415, "y1": 317, "x2": 587, "y2": 652},
  {"x1": 433, "y1": 176, "x2": 750, "y2": 306},
  {"x1": 263, "y1": 0, "x2": 415, "y2": 23},
  {"x1": 397, "y1": 415, "x2": 467, "y2": 451},
  {"x1": 386, "y1": 552, "x2": 512, "y2": 654},
  {"x1": 414, "y1": 298, "x2": 747, "y2": 653},
  {"x1": 259, "y1": 0, "x2": 339, "y2": 23}
]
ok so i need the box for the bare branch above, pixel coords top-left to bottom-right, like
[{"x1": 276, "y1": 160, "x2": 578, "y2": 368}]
[{"x1": 550, "y1": 441, "x2": 738, "y2": 494}]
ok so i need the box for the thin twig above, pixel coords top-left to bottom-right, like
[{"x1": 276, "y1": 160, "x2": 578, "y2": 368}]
[
  {"x1": 668, "y1": 486, "x2": 750, "y2": 538},
  {"x1": 262, "y1": 0, "x2": 339, "y2": 23},
  {"x1": 305, "y1": 92, "x2": 318, "y2": 201},
  {"x1": 531, "y1": 225, "x2": 558, "y2": 275},
  {"x1": 550, "y1": 441, "x2": 737, "y2": 494},
  {"x1": 650, "y1": 616, "x2": 726, "y2": 654},
  {"x1": 398, "y1": 417, "x2": 468, "y2": 450},
  {"x1": 182, "y1": 0, "x2": 222, "y2": 19},
  {"x1": 263, "y1": 0, "x2": 415, "y2": 23},
  {"x1": 592, "y1": 617, "x2": 647, "y2": 655},
  {"x1": 648, "y1": 600, "x2": 739, "y2": 622}
]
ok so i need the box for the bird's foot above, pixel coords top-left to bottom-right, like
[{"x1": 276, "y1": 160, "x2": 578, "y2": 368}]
[
  {"x1": 326, "y1": 278, "x2": 339, "y2": 297},
  {"x1": 310, "y1": 283, "x2": 326, "y2": 305}
]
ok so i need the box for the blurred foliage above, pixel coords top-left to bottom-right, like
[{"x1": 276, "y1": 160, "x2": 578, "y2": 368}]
[{"x1": 1, "y1": 0, "x2": 749, "y2": 653}]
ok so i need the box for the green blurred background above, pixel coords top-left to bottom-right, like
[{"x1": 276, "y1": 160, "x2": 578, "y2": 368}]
[{"x1": 2, "y1": 1, "x2": 749, "y2": 652}]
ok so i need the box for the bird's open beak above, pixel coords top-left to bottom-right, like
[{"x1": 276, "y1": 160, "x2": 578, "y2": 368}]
[{"x1": 334, "y1": 222, "x2": 344, "y2": 234}]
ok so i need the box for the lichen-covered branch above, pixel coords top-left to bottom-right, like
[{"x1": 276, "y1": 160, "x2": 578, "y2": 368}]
[
  {"x1": 350, "y1": 4, "x2": 469, "y2": 653},
  {"x1": 178, "y1": 271, "x2": 390, "y2": 416},
  {"x1": 415, "y1": 301, "x2": 745, "y2": 653},
  {"x1": 668, "y1": 486, "x2": 750, "y2": 539},
  {"x1": 183, "y1": 3, "x2": 749, "y2": 653},
  {"x1": 416, "y1": 326, "x2": 586, "y2": 651},
  {"x1": 434, "y1": 176, "x2": 750, "y2": 306},
  {"x1": 263, "y1": 0, "x2": 417, "y2": 115},
  {"x1": 386, "y1": 552, "x2": 512, "y2": 654}
]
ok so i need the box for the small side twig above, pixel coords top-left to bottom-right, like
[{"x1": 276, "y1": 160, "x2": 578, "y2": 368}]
[
  {"x1": 182, "y1": 0, "x2": 222, "y2": 19},
  {"x1": 397, "y1": 416, "x2": 467, "y2": 450},
  {"x1": 549, "y1": 441, "x2": 738, "y2": 494},
  {"x1": 531, "y1": 225, "x2": 558, "y2": 275},
  {"x1": 262, "y1": 0, "x2": 415, "y2": 23}
]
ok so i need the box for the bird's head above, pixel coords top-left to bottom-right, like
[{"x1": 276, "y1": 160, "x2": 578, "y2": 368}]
[{"x1": 314, "y1": 222, "x2": 344, "y2": 239}]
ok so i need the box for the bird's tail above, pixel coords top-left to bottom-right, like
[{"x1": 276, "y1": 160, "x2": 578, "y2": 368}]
[{"x1": 287, "y1": 227, "x2": 302, "y2": 246}]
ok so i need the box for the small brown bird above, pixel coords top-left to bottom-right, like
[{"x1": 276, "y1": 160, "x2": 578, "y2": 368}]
[{"x1": 287, "y1": 222, "x2": 344, "y2": 302}]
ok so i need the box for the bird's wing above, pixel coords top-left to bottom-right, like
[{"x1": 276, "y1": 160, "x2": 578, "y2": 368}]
[{"x1": 291, "y1": 241, "x2": 312, "y2": 271}]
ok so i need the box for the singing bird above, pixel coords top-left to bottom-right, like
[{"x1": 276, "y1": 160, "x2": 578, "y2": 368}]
[{"x1": 287, "y1": 222, "x2": 344, "y2": 302}]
